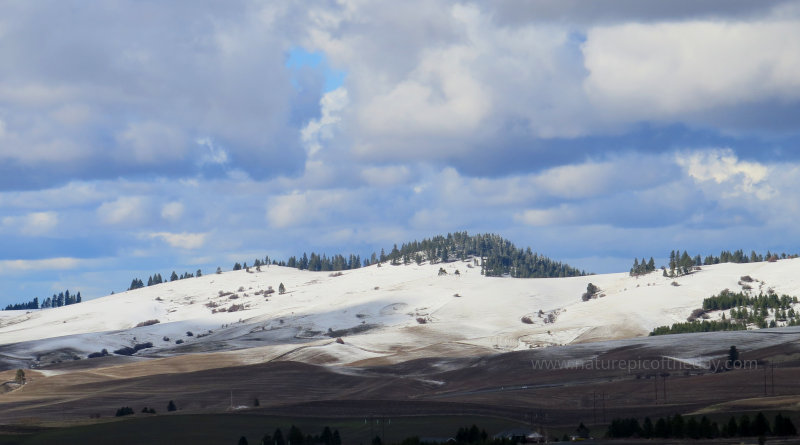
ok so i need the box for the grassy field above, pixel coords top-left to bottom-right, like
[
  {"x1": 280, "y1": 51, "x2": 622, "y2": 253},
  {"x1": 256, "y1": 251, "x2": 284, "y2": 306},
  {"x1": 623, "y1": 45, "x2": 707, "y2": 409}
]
[{"x1": 0, "y1": 413, "x2": 527, "y2": 445}]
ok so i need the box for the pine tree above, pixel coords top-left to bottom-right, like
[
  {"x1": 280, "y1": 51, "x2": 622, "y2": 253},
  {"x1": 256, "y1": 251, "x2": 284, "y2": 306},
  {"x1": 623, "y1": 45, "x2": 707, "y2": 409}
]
[
  {"x1": 279, "y1": 283, "x2": 286, "y2": 294},
  {"x1": 273, "y1": 428, "x2": 285, "y2": 445},
  {"x1": 332, "y1": 430, "x2": 342, "y2": 445},
  {"x1": 288, "y1": 425, "x2": 304, "y2": 445},
  {"x1": 727, "y1": 346, "x2": 739, "y2": 368},
  {"x1": 167, "y1": 400, "x2": 177, "y2": 412}
]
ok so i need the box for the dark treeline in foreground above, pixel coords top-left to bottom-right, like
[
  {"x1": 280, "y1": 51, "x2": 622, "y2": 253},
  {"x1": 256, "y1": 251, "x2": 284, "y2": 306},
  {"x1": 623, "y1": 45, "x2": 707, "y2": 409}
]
[
  {"x1": 236, "y1": 425, "x2": 342, "y2": 445},
  {"x1": 236, "y1": 424, "x2": 575, "y2": 445},
  {"x1": 607, "y1": 412, "x2": 796, "y2": 440},
  {"x1": 4, "y1": 289, "x2": 82, "y2": 310}
]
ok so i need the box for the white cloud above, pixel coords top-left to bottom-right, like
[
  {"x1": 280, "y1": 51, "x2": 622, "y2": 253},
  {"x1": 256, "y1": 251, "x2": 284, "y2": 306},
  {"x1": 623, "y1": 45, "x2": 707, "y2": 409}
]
[
  {"x1": 0, "y1": 257, "x2": 83, "y2": 272},
  {"x1": 583, "y1": 19, "x2": 800, "y2": 119},
  {"x1": 301, "y1": 87, "x2": 348, "y2": 158},
  {"x1": 196, "y1": 137, "x2": 229, "y2": 166},
  {"x1": 360, "y1": 165, "x2": 411, "y2": 187},
  {"x1": 267, "y1": 190, "x2": 350, "y2": 229},
  {"x1": 117, "y1": 121, "x2": 187, "y2": 163},
  {"x1": 161, "y1": 202, "x2": 184, "y2": 222},
  {"x1": 21, "y1": 211, "x2": 59, "y2": 236},
  {"x1": 97, "y1": 196, "x2": 148, "y2": 225},
  {"x1": 677, "y1": 148, "x2": 775, "y2": 199},
  {"x1": 516, "y1": 206, "x2": 578, "y2": 227},
  {"x1": 1, "y1": 211, "x2": 60, "y2": 236},
  {"x1": 148, "y1": 231, "x2": 207, "y2": 250}
]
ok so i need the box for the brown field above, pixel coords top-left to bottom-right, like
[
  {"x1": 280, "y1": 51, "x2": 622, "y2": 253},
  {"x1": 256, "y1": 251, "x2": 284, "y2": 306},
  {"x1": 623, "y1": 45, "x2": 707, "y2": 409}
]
[{"x1": 1, "y1": 329, "x2": 800, "y2": 443}]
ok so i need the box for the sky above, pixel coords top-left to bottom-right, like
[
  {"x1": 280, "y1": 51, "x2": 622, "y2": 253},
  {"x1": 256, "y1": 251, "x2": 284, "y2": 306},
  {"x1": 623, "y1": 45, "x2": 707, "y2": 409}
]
[{"x1": 1, "y1": 0, "x2": 800, "y2": 305}]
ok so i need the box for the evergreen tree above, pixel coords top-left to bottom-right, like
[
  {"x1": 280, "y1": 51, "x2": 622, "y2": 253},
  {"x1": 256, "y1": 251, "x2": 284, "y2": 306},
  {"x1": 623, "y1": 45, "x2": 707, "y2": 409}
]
[
  {"x1": 332, "y1": 430, "x2": 341, "y2": 445},
  {"x1": 654, "y1": 417, "x2": 668, "y2": 438},
  {"x1": 238, "y1": 437, "x2": 248, "y2": 445},
  {"x1": 167, "y1": 400, "x2": 177, "y2": 412},
  {"x1": 725, "y1": 416, "x2": 739, "y2": 437},
  {"x1": 671, "y1": 414, "x2": 685, "y2": 438},
  {"x1": 753, "y1": 412, "x2": 770, "y2": 436},
  {"x1": 14, "y1": 369, "x2": 25, "y2": 384},
  {"x1": 273, "y1": 428, "x2": 285, "y2": 445},
  {"x1": 642, "y1": 417, "x2": 654, "y2": 438},
  {"x1": 320, "y1": 427, "x2": 333, "y2": 445},
  {"x1": 728, "y1": 346, "x2": 739, "y2": 368},
  {"x1": 739, "y1": 414, "x2": 752, "y2": 437},
  {"x1": 288, "y1": 425, "x2": 305, "y2": 445},
  {"x1": 279, "y1": 283, "x2": 286, "y2": 294}
]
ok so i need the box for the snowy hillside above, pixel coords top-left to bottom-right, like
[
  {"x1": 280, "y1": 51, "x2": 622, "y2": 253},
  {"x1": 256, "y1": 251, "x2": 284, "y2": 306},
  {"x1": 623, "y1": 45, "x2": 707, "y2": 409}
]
[{"x1": 2, "y1": 258, "x2": 800, "y2": 369}]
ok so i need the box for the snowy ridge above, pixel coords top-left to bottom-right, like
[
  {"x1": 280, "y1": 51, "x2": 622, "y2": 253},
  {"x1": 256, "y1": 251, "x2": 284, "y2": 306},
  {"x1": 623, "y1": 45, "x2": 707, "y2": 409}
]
[{"x1": 2, "y1": 258, "x2": 800, "y2": 369}]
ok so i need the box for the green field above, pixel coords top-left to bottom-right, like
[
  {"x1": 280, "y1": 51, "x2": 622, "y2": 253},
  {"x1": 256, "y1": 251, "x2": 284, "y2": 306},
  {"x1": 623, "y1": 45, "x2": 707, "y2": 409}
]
[{"x1": 0, "y1": 413, "x2": 527, "y2": 445}]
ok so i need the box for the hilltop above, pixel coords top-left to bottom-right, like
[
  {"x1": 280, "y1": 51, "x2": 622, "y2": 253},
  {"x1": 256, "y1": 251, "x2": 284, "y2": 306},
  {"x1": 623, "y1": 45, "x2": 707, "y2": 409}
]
[{"x1": 2, "y1": 253, "x2": 800, "y2": 372}]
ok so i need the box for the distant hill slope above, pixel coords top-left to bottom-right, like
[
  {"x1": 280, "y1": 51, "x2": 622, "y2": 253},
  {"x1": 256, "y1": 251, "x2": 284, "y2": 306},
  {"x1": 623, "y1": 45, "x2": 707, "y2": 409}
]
[{"x1": 2, "y1": 256, "x2": 800, "y2": 372}]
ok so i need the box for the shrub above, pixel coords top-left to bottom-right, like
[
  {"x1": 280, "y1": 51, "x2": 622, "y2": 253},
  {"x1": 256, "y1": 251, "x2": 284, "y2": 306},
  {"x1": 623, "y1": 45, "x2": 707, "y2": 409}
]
[
  {"x1": 416, "y1": 317, "x2": 427, "y2": 324},
  {"x1": 335, "y1": 337, "x2": 345, "y2": 344},
  {"x1": 141, "y1": 407, "x2": 156, "y2": 414},
  {"x1": 186, "y1": 331, "x2": 193, "y2": 337},
  {"x1": 687, "y1": 308, "x2": 707, "y2": 322},
  {"x1": 329, "y1": 271, "x2": 343, "y2": 277},
  {"x1": 671, "y1": 281, "x2": 680, "y2": 287},
  {"x1": 205, "y1": 301, "x2": 218, "y2": 308},
  {"x1": 162, "y1": 336, "x2": 170, "y2": 342},
  {"x1": 135, "y1": 319, "x2": 160, "y2": 328},
  {"x1": 175, "y1": 339, "x2": 184, "y2": 344},
  {"x1": 740, "y1": 275, "x2": 754, "y2": 283},
  {"x1": 114, "y1": 346, "x2": 136, "y2": 356},
  {"x1": 227, "y1": 303, "x2": 245, "y2": 312},
  {"x1": 115, "y1": 407, "x2": 134, "y2": 417},
  {"x1": 114, "y1": 342, "x2": 153, "y2": 356},
  {"x1": 228, "y1": 294, "x2": 239, "y2": 300},
  {"x1": 521, "y1": 316, "x2": 534, "y2": 324},
  {"x1": 582, "y1": 283, "x2": 599, "y2": 301},
  {"x1": 87, "y1": 349, "x2": 109, "y2": 359}
]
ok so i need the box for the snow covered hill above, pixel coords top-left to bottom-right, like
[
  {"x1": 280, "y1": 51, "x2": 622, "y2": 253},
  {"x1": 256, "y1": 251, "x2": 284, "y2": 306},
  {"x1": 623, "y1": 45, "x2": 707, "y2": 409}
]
[{"x1": 2, "y1": 257, "x2": 800, "y2": 370}]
